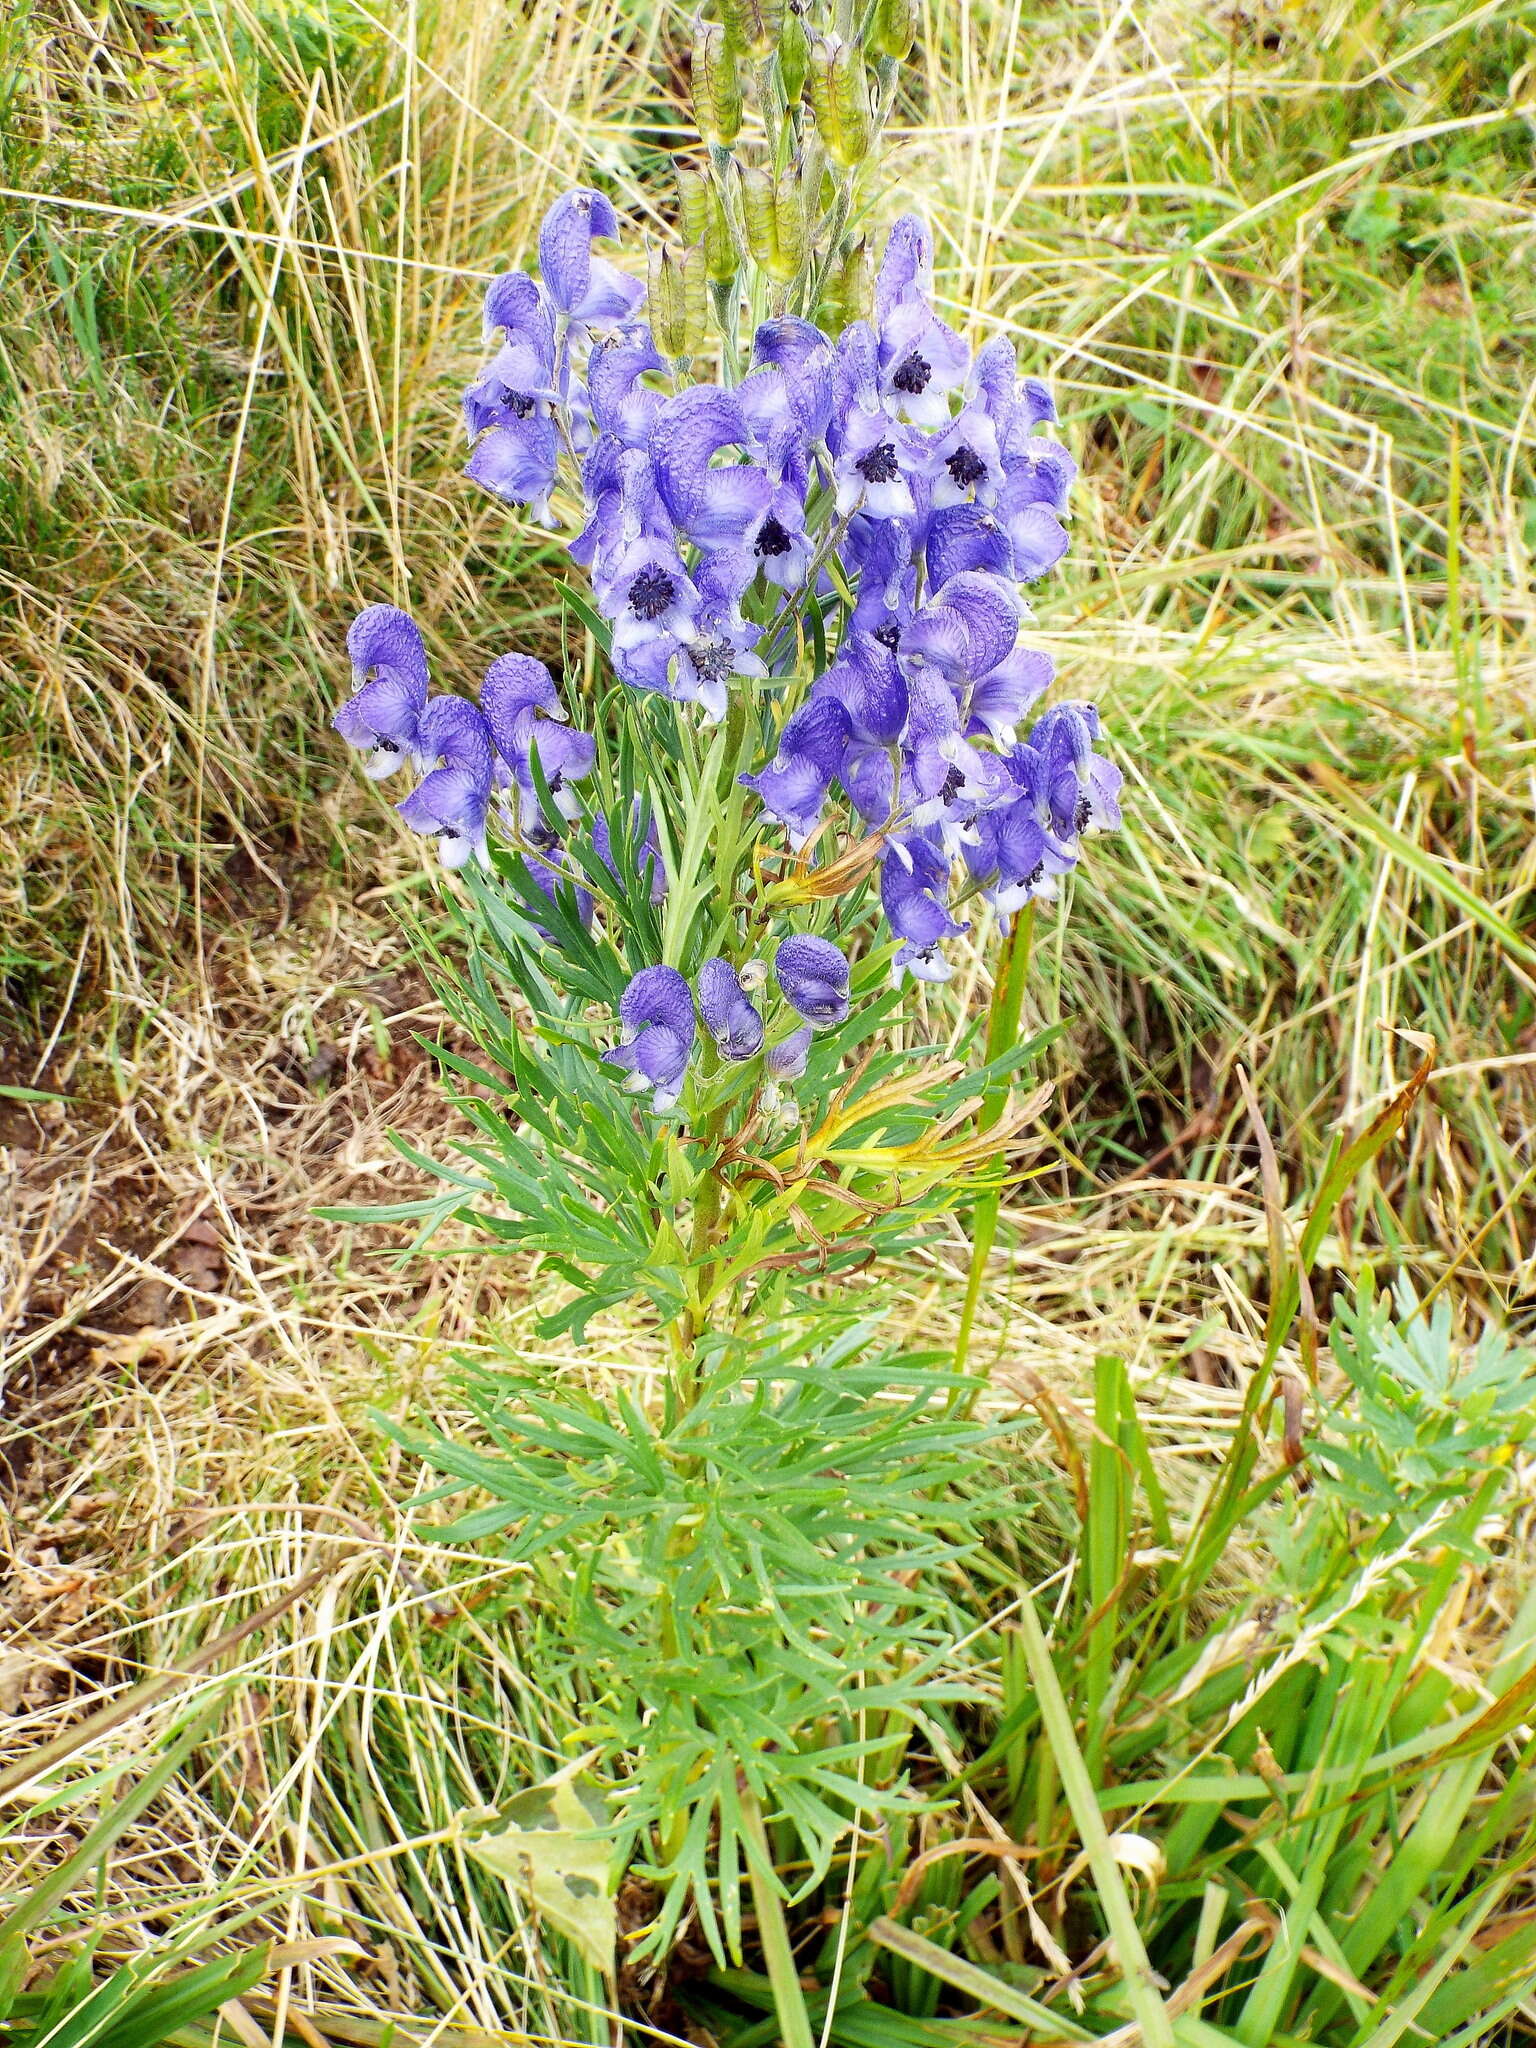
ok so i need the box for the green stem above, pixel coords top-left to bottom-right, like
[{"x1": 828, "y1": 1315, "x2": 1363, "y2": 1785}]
[
  {"x1": 740, "y1": 1786, "x2": 816, "y2": 2048},
  {"x1": 953, "y1": 905, "x2": 1034, "y2": 1399}
]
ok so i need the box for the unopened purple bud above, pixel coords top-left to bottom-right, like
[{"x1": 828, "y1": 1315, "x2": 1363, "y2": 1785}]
[
  {"x1": 697, "y1": 957, "x2": 765, "y2": 1061},
  {"x1": 766, "y1": 1023, "x2": 813, "y2": 1080},
  {"x1": 775, "y1": 934, "x2": 851, "y2": 1027}
]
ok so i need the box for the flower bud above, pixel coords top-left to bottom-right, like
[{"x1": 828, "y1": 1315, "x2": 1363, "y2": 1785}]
[
  {"x1": 740, "y1": 164, "x2": 807, "y2": 285},
  {"x1": 807, "y1": 34, "x2": 872, "y2": 169},
  {"x1": 778, "y1": 0, "x2": 810, "y2": 103},
  {"x1": 870, "y1": 0, "x2": 919, "y2": 61},
  {"x1": 674, "y1": 159, "x2": 739, "y2": 285},
  {"x1": 648, "y1": 242, "x2": 709, "y2": 359},
  {"x1": 721, "y1": 0, "x2": 783, "y2": 59},
  {"x1": 692, "y1": 20, "x2": 743, "y2": 148}
]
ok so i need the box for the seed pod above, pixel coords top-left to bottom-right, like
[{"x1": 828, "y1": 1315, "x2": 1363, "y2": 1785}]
[
  {"x1": 778, "y1": 0, "x2": 810, "y2": 102},
  {"x1": 721, "y1": 0, "x2": 783, "y2": 58},
  {"x1": 824, "y1": 233, "x2": 874, "y2": 326},
  {"x1": 806, "y1": 34, "x2": 872, "y2": 169},
  {"x1": 674, "y1": 158, "x2": 739, "y2": 283},
  {"x1": 870, "y1": 0, "x2": 919, "y2": 61},
  {"x1": 740, "y1": 165, "x2": 807, "y2": 285},
  {"x1": 648, "y1": 242, "x2": 708, "y2": 358},
  {"x1": 692, "y1": 20, "x2": 743, "y2": 148}
]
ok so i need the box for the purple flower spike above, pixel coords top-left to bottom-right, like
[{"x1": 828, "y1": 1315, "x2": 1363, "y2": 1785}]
[
  {"x1": 604, "y1": 964, "x2": 695, "y2": 1111},
  {"x1": 765, "y1": 1023, "x2": 813, "y2": 1081},
  {"x1": 775, "y1": 935, "x2": 851, "y2": 1027},
  {"x1": 396, "y1": 767, "x2": 491, "y2": 871},
  {"x1": 415, "y1": 696, "x2": 495, "y2": 782},
  {"x1": 334, "y1": 605, "x2": 430, "y2": 776},
  {"x1": 539, "y1": 188, "x2": 644, "y2": 325},
  {"x1": 697, "y1": 958, "x2": 765, "y2": 1062},
  {"x1": 588, "y1": 324, "x2": 668, "y2": 448}
]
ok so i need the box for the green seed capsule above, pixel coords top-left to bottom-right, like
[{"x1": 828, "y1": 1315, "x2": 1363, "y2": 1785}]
[
  {"x1": 779, "y1": 3, "x2": 810, "y2": 104},
  {"x1": 740, "y1": 166, "x2": 809, "y2": 285},
  {"x1": 825, "y1": 234, "x2": 874, "y2": 326},
  {"x1": 806, "y1": 33, "x2": 872, "y2": 169},
  {"x1": 721, "y1": 0, "x2": 783, "y2": 58},
  {"x1": 870, "y1": 0, "x2": 919, "y2": 61},
  {"x1": 692, "y1": 21, "x2": 743, "y2": 148},
  {"x1": 648, "y1": 243, "x2": 708, "y2": 359},
  {"x1": 674, "y1": 159, "x2": 739, "y2": 284}
]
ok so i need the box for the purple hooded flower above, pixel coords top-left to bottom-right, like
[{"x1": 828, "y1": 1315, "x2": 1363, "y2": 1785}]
[
  {"x1": 697, "y1": 957, "x2": 765, "y2": 1061},
  {"x1": 992, "y1": 471, "x2": 1072, "y2": 584},
  {"x1": 833, "y1": 406, "x2": 920, "y2": 521},
  {"x1": 775, "y1": 934, "x2": 851, "y2": 1026},
  {"x1": 334, "y1": 606, "x2": 429, "y2": 776},
  {"x1": 924, "y1": 406, "x2": 1005, "y2": 508},
  {"x1": 483, "y1": 271, "x2": 557, "y2": 357},
  {"x1": 649, "y1": 387, "x2": 772, "y2": 550},
  {"x1": 539, "y1": 188, "x2": 644, "y2": 325},
  {"x1": 602, "y1": 536, "x2": 702, "y2": 691},
  {"x1": 970, "y1": 336, "x2": 1058, "y2": 467},
  {"x1": 814, "y1": 632, "x2": 908, "y2": 746},
  {"x1": 765, "y1": 1023, "x2": 813, "y2": 1081},
  {"x1": 1029, "y1": 702, "x2": 1124, "y2": 838},
  {"x1": 669, "y1": 551, "x2": 767, "y2": 720},
  {"x1": 414, "y1": 696, "x2": 496, "y2": 781},
  {"x1": 881, "y1": 834, "x2": 968, "y2": 984},
  {"x1": 902, "y1": 571, "x2": 1023, "y2": 690},
  {"x1": 604, "y1": 964, "x2": 695, "y2": 1111},
  {"x1": 592, "y1": 805, "x2": 668, "y2": 905},
  {"x1": 741, "y1": 695, "x2": 851, "y2": 848},
  {"x1": 465, "y1": 410, "x2": 560, "y2": 524},
  {"x1": 479, "y1": 653, "x2": 591, "y2": 822},
  {"x1": 924, "y1": 504, "x2": 1015, "y2": 589},
  {"x1": 480, "y1": 652, "x2": 567, "y2": 755},
  {"x1": 741, "y1": 317, "x2": 835, "y2": 447},
  {"x1": 397, "y1": 767, "x2": 491, "y2": 870},
  {"x1": 874, "y1": 216, "x2": 934, "y2": 324},
  {"x1": 587, "y1": 324, "x2": 668, "y2": 447},
  {"x1": 963, "y1": 791, "x2": 1059, "y2": 914},
  {"x1": 463, "y1": 339, "x2": 559, "y2": 441},
  {"x1": 967, "y1": 646, "x2": 1055, "y2": 744}
]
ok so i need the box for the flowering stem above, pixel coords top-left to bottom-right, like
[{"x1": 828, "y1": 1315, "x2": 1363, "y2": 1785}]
[{"x1": 953, "y1": 904, "x2": 1035, "y2": 1403}]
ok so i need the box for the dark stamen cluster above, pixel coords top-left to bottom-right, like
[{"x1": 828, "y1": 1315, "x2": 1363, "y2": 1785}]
[
  {"x1": 891, "y1": 351, "x2": 932, "y2": 395},
  {"x1": 946, "y1": 445, "x2": 986, "y2": 488},
  {"x1": 755, "y1": 516, "x2": 792, "y2": 558},
  {"x1": 855, "y1": 442, "x2": 901, "y2": 484},
  {"x1": 628, "y1": 566, "x2": 677, "y2": 620}
]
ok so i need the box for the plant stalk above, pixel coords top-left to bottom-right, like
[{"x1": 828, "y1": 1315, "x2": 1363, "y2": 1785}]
[
  {"x1": 739, "y1": 1785, "x2": 817, "y2": 2048},
  {"x1": 953, "y1": 904, "x2": 1034, "y2": 1396}
]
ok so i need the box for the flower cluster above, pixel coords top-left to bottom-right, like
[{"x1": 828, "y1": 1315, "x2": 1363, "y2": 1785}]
[
  {"x1": 333, "y1": 179, "x2": 1122, "y2": 1111},
  {"x1": 605, "y1": 936, "x2": 849, "y2": 1113}
]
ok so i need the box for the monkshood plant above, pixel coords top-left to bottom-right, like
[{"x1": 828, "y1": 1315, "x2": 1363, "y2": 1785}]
[{"x1": 328, "y1": 5, "x2": 1122, "y2": 2025}]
